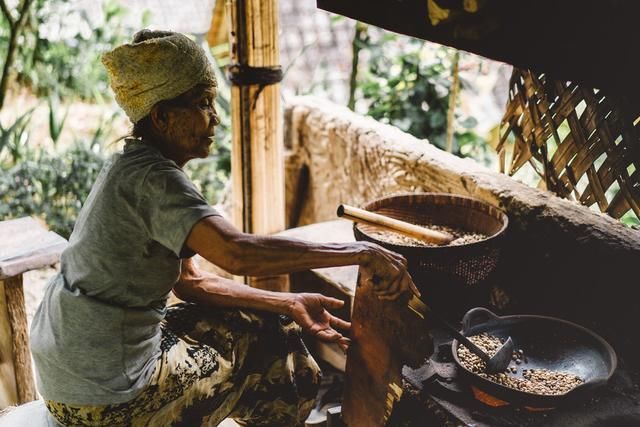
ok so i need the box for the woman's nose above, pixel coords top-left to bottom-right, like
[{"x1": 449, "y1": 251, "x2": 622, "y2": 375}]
[{"x1": 211, "y1": 109, "x2": 220, "y2": 126}]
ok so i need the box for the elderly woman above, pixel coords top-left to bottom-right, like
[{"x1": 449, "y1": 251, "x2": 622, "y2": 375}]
[{"x1": 30, "y1": 30, "x2": 418, "y2": 427}]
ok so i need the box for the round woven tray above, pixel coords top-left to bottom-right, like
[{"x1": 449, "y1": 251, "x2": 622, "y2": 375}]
[{"x1": 353, "y1": 193, "x2": 508, "y2": 316}]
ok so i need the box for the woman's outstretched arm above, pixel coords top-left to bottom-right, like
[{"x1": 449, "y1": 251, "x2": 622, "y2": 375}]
[
  {"x1": 173, "y1": 258, "x2": 352, "y2": 350},
  {"x1": 185, "y1": 215, "x2": 419, "y2": 300}
]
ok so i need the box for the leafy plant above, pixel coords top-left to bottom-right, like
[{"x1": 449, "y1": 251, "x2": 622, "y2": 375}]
[
  {"x1": 0, "y1": 107, "x2": 35, "y2": 165},
  {"x1": 47, "y1": 91, "x2": 68, "y2": 146},
  {"x1": 353, "y1": 30, "x2": 489, "y2": 162},
  {"x1": 0, "y1": 139, "x2": 106, "y2": 238}
]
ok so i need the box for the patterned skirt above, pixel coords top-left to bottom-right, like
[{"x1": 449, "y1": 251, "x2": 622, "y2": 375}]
[{"x1": 45, "y1": 303, "x2": 322, "y2": 427}]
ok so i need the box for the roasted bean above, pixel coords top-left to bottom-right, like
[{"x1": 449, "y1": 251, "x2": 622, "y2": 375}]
[{"x1": 457, "y1": 333, "x2": 583, "y2": 395}]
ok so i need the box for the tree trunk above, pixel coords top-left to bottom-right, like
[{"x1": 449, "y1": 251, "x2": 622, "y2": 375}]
[{"x1": 0, "y1": 0, "x2": 35, "y2": 110}]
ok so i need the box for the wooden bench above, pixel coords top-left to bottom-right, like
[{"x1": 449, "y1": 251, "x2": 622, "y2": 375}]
[
  {"x1": 276, "y1": 219, "x2": 358, "y2": 371},
  {"x1": 0, "y1": 217, "x2": 67, "y2": 409}
]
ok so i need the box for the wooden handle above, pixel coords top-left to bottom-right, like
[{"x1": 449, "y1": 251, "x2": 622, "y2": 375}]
[{"x1": 337, "y1": 204, "x2": 454, "y2": 245}]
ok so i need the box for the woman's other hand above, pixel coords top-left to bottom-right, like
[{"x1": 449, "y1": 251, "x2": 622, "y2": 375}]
[
  {"x1": 359, "y1": 241, "x2": 421, "y2": 300},
  {"x1": 288, "y1": 293, "x2": 351, "y2": 352}
]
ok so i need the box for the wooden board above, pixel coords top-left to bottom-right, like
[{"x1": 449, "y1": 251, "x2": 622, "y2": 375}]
[
  {"x1": 342, "y1": 275, "x2": 434, "y2": 427},
  {"x1": 277, "y1": 219, "x2": 358, "y2": 297},
  {"x1": 0, "y1": 217, "x2": 67, "y2": 280}
]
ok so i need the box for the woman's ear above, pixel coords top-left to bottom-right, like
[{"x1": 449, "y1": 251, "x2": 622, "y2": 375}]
[{"x1": 150, "y1": 104, "x2": 169, "y2": 133}]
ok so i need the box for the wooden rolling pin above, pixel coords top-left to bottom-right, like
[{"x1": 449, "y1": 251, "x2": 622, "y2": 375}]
[{"x1": 337, "y1": 204, "x2": 454, "y2": 245}]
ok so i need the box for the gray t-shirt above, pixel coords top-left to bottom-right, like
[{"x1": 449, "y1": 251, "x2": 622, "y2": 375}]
[{"x1": 30, "y1": 139, "x2": 219, "y2": 405}]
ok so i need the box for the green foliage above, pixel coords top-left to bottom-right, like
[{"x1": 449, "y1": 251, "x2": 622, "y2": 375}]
[
  {"x1": 2, "y1": 0, "x2": 129, "y2": 102},
  {"x1": 0, "y1": 138, "x2": 106, "y2": 239},
  {"x1": 47, "y1": 91, "x2": 68, "y2": 146},
  {"x1": 355, "y1": 31, "x2": 489, "y2": 161},
  {"x1": 0, "y1": 108, "x2": 35, "y2": 164},
  {"x1": 184, "y1": 143, "x2": 230, "y2": 203},
  {"x1": 620, "y1": 210, "x2": 640, "y2": 229}
]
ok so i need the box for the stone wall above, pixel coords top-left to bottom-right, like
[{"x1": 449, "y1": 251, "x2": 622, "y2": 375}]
[{"x1": 283, "y1": 96, "x2": 640, "y2": 366}]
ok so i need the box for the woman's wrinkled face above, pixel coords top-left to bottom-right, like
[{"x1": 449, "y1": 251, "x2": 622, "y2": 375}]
[{"x1": 154, "y1": 84, "x2": 220, "y2": 166}]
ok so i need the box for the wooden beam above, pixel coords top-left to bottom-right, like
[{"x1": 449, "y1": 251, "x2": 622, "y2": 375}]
[
  {"x1": 0, "y1": 275, "x2": 36, "y2": 408},
  {"x1": 0, "y1": 279, "x2": 18, "y2": 408},
  {"x1": 228, "y1": 0, "x2": 287, "y2": 291},
  {"x1": 2, "y1": 276, "x2": 36, "y2": 404}
]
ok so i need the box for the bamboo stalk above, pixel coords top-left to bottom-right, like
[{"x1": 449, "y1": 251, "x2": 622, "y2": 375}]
[
  {"x1": 445, "y1": 50, "x2": 460, "y2": 153},
  {"x1": 337, "y1": 204, "x2": 454, "y2": 245},
  {"x1": 228, "y1": 0, "x2": 286, "y2": 291}
]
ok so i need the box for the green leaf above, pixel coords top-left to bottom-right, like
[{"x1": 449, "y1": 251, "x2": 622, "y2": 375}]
[{"x1": 458, "y1": 116, "x2": 478, "y2": 129}]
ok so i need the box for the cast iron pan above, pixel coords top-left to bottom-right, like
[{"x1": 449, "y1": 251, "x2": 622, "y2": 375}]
[{"x1": 451, "y1": 307, "x2": 617, "y2": 407}]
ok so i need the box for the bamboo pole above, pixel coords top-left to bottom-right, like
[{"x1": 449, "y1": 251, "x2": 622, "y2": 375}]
[
  {"x1": 337, "y1": 205, "x2": 454, "y2": 245},
  {"x1": 227, "y1": 0, "x2": 287, "y2": 291},
  {"x1": 445, "y1": 50, "x2": 460, "y2": 153},
  {"x1": 207, "y1": 0, "x2": 228, "y2": 50}
]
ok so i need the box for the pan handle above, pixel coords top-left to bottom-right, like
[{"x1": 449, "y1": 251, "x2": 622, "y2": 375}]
[{"x1": 462, "y1": 307, "x2": 501, "y2": 333}]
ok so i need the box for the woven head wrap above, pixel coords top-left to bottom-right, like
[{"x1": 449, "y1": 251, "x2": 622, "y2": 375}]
[{"x1": 102, "y1": 29, "x2": 217, "y2": 123}]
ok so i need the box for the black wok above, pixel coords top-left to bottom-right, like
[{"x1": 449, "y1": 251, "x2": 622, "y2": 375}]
[{"x1": 451, "y1": 307, "x2": 617, "y2": 407}]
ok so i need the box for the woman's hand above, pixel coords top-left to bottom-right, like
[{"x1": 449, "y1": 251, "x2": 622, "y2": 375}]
[
  {"x1": 359, "y1": 241, "x2": 421, "y2": 300},
  {"x1": 288, "y1": 293, "x2": 351, "y2": 352}
]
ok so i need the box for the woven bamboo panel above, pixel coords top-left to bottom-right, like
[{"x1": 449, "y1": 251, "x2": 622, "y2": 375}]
[{"x1": 498, "y1": 69, "x2": 640, "y2": 221}]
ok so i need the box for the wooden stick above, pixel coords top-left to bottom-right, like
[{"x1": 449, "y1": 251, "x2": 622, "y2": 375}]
[{"x1": 337, "y1": 204, "x2": 454, "y2": 245}]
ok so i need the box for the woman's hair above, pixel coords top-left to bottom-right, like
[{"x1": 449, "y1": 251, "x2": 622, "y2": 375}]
[{"x1": 131, "y1": 115, "x2": 154, "y2": 141}]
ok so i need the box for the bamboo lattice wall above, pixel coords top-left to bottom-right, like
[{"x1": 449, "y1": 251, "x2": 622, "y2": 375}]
[{"x1": 498, "y1": 69, "x2": 640, "y2": 223}]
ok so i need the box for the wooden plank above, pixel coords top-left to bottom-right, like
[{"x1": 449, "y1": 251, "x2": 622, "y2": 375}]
[
  {"x1": 342, "y1": 275, "x2": 434, "y2": 427},
  {"x1": 0, "y1": 280, "x2": 18, "y2": 409},
  {"x1": 277, "y1": 219, "x2": 358, "y2": 297},
  {"x1": 1, "y1": 276, "x2": 36, "y2": 404},
  {"x1": 0, "y1": 217, "x2": 67, "y2": 280}
]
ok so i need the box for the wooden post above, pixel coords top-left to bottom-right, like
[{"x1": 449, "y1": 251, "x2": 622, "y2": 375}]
[
  {"x1": 0, "y1": 217, "x2": 68, "y2": 408},
  {"x1": 0, "y1": 276, "x2": 36, "y2": 406},
  {"x1": 0, "y1": 279, "x2": 19, "y2": 408},
  {"x1": 227, "y1": 0, "x2": 288, "y2": 291}
]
